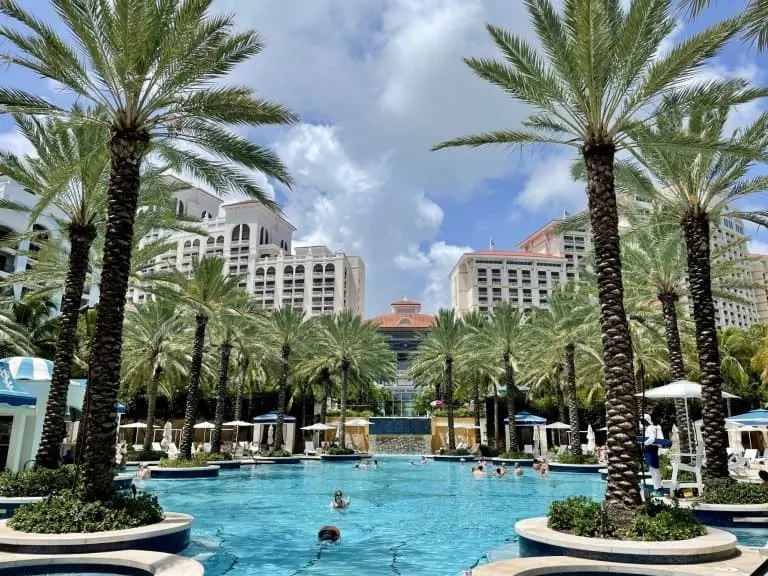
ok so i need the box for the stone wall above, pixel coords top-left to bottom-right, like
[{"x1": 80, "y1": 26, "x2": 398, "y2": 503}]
[{"x1": 370, "y1": 434, "x2": 430, "y2": 454}]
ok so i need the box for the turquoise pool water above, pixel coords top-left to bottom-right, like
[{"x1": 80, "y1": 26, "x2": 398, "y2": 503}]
[{"x1": 138, "y1": 457, "x2": 606, "y2": 575}]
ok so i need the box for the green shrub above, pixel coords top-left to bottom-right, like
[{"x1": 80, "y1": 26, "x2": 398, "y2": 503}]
[
  {"x1": 478, "y1": 444, "x2": 499, "y2": 458},
  {"x1": 548, "y1": 497, "x2": 616, "y2": 538},
  {"x1": 126, "y1": 450, "x2": 164, "y2": 462},
  {"x1": 704, "y1": 483, "x2": 768, "y2": 505},
  {"x1": 204, "y1": 452, "x2": 233, "y2": 461},
  {"x1": 157, "y1": 456, "x2": 210, "y2": 468},
  {"x1": 499, "y1": 451, "x2": 533, "y2": 460},
  {"x1": 548, "y1": 497, "x2": 705, "y2": 541},
  {"x1": 0, "y1": 465, "x2": 77, "y2": 497},
  {"x1": 264, "y1": 449, "x2": 293, "y2": 457},
  {"x1": 438, "y1": 447, "x2": 470, "y2": 456},
  {"x1": 326, "y1": 409, "x2": 374, "y2": 417},
  {"x1": 9, "y1": 492, "x2": 163, "y2": 534},
  {"x1": 557, "y1": 453, "x2": 598, "y2": 465},
  {"x1": 432, "y1": 408, "x2": 473, "y2": 418},
  {"x1": 625, "y1": 504, "x2": 706, "y2": 541}
]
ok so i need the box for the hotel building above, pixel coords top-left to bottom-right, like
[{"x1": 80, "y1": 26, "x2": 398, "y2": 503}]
[{"x1": 129, "y1": 182, "x2": 365, "y2": 316}]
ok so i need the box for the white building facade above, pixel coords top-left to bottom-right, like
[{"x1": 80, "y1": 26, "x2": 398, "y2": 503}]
[{"x1": 131, "y1": 185, "x2": 365, "y2": 317}]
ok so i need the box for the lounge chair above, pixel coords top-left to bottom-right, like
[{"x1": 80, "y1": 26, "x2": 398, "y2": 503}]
[
  {"x1": 304, "y1": 441, "x2": 317, "y2": 456},
  {"x1": 167, "y1": 443, "x2": 179, "y2": 460},
  {"x1": 132, "y1": 444, "x2": 143, "y2": 452},
  {"x1": 523, "y1": 444, "x2": 534, "y2": 455},
  {"x1": 669, "y1": 443, "x2": 704, "y2": 496},
  {"x1": 152, "y1": 442, "x2": 163, "y2": 452},
  {"x1": 248, "y1": 443, "x2": 260, "y2": 456}
]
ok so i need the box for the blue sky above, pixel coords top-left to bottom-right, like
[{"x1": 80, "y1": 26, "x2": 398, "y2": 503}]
[{"x1": 0, "y1": 0, "x2": 766, "y2": 316}]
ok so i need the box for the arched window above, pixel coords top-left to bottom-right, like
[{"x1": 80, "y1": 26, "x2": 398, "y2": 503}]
[
  {"x1": 264, "y1": 230, "x2": 270, "y2": 244},
  {"x1": 177, "y1": 200, "x2": 185, "y2": 216},
  {"x1": 325, "y1": 263, "x2": 335, "y2": 274},
  {"x1": 192, "y1": 239, "x2": 200, "y2": 249},
  {"x1": 255, "y1": 268, "x2": 265, "y2": 277},
  {"x1": 259, "y1": 227, "x2": 266, "y2": 245},
  {"x1": 295, "y1": 265, "x2": 304, "y2": 275},
  {"x1": 201, "y1": 210, "x2": 212, "y2": 219},
  {"x1": 266, "y1": 266, "x2": 275, "y2": 276},
  {"x1": 207, "y1": 237, "x2": 215, "y2": 245},
  {"x1": 231, "y1": 225, "x2": 242, "y2": 241},
  {"x1": 241, "y1": 224, "x2": 250, "y2": 241},
  {"x1": 184, "y1": 240, "x2": 191, "y2": 249},
  {"x1": 284, "y1": 265, "x2": 293, "y2": 275},
  {"x1": 216, "y1": 235, "x2": 224, "y2": 245},
  {"x1": 313, "y1": 264, "x2": 323, "y2": 274}
]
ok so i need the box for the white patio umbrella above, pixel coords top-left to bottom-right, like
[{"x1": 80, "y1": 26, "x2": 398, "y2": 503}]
[
  {"x1": 194, "y1": 421, "x2": 215, "y2": 444},
  {"x1": 586, "y1": 424, "x2": 596, "y2": 454},
  {"x1": 546, "y1": 421, "x2": 570, "y2": 446},
  {"x1": 301, "y1": 423, "x2": 337, "y2": 431},
  {"x1": 267, "y1": 424, "x2": 274, "y2": 446},
  {"x1": 345, "y1": 418, "x2": 371, "y2": 427},
  {"x1": 119, "y1": 422, "x2": 147, "y2": 444},
  {"x1": 161, "y1": 421, "x2": 172, "y2": 450},
  {"x1": 224, "y1": 420, "x2": 252, "y2": 446}
]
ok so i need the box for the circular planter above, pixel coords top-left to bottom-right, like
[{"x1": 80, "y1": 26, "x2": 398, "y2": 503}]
[
  {"x1": 515, "y1": 517, "x2": 736, "y2": 565},
  {"x1": 0, "y1": 550, "x2": 203, "y2": 575},
  {"x1": 148, "y1": 465, "x2": 219, "y2": 479},
  {"x1": 690, "y1": 502, "x2": 768, "y2": 527},
  {"x1": 491, "y1": 458, "x2": 535, "y2": 467},
  {"x1": 0, "y1": 512, "x2": 193, "y2": 555},
  {"x1": 549, "y1": 462, "x2": 603, "y2": 474},
  {"x1": 253, "y1": 456, "x2": 301, "y2": 464},
  {"x1": 432, "y1": 455, "x2": 475, "y2": 462},
  {"x1": 320, "y1": 454, "x2": 367, "y2": 462},
  {"x1": 207, "y1": 459, "x2": 240, "y2": 470}
]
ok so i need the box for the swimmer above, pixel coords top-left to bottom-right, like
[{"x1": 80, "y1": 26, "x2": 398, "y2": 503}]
[
  {"x1": 318, "y1": 525, "x2": 341, "y2": 543},
  {"x1": 472, "y1": 464, "x2": 486, "y2": 478},
  {"x1": 137, "y1": 464, "x2": 150, "y2": 480},
  {"x1": 514, "y1": 463, "x2": 523, "y2": 477},
  {"x1": 372, "y1": 459, "x2": 379, "y2": 469},
  {"x1": 330, "y1": 489, "x2": 350, "y2": 509},
  {"x1": 540, "y1": 460, "x2": 550, "y2": 477},
  {"x1": 492, "y1": 467, "x2": 504, "y2": 477},
  {"x1": 532, "y1": 461, "x2": 541, "y2": 471},
  {"x1": 421, "y1": 455, "x2": 427, "y2": 465}
]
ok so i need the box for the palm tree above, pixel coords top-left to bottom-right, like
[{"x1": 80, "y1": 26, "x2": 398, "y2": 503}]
[
  {"x1": 150, "y1": 257, "x2": 244, "y2": 459},
  {"x1": 260, "y1": 307, "x2": 315, "y2": 452},
  {"x1": 615, "y1": 101, "x2": 768, "y2": 484},
  {"x1": 121, "y1": 301, "x2": 188, "y2": 453},
  {"x1": 681, "y1": 0, "x2": 768, "y2": 51},
  {"x1": 431, "y1": 0, "x2": 744, "y2": 515},
  {"x1": 408, "y1": 309, "x2": 466, "y2": 450},
  {"x1": 462, "y1": 311, "x2": 490, "y2": 446},
  {"x1": 0, "y1": 0, "x2": 297, "y2": 499},
  {"x1": 315, "y1": 311, "x2": 395, "y2": 449}
]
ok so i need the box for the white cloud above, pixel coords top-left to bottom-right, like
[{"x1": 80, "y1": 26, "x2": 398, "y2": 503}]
[
  {"x1": 0, "y1": 130, "x2": 35, "y2": 158},
  {"x1": 276, "y1": 123, "x2": 466, "y2": 314},
  {"x1": 515, "y1": 151, "x2": 585, "y2": 214},
  {"x1": 749, "y1": 239, "x2": 768, "y2": 256}
]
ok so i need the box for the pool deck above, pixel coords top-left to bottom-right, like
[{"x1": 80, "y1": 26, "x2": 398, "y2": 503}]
[
  {"x1": 0, "y1": 549, "x2": 203, "y2": 575},
  {"x1": 474, "y1": 546, "x2": 765, "y2": 576}
]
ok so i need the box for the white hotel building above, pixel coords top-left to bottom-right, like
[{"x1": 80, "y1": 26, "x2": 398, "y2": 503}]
[
  {"x1": 452, "y1": 200, "x2": 760, "y2": 330},
  {"x1": 130, "y1": 183, "x2": 365, "y2": 316}
]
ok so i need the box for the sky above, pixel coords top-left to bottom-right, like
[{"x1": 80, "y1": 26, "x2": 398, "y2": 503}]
[{"x1": 0, "y1": 0, "x2": 767, "y2": 317}]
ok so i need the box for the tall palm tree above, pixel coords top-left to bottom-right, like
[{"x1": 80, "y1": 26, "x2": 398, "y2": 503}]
[
  {"x1": 408, "y1": 309, "x2": 467, "y2": 450},
  {"x1": 260, "y1": 307, "x2": 315, "y2": 452},
  {"x1": 615, "y1": 101, "x2": 768, "y2": 484},
  {"x1": 0, "y1": 0, "x2": 297, "y2": 499},
  {"x1": 121, "y1": 301, "x2": 188, "y2": 453},
  {"x1": 314, "y1": 311, "x2": 395, "y2": 449},
  {"x1": 150, "y1": 257, "x2": 244, "y2": 459},
  {"x1": 462, "y1": 311, "x2": 490, "y2": 446},
  {"x1": 431, "y1": 0, "x2": 744, "y2": 515}
]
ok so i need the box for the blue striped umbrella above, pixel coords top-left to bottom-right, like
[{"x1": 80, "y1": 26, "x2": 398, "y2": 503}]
[
  {"x1": 0, "y1": 361, "x2": 36, "y2": 407},
  {"x1": 0, "y1": 357, "x2": 53, "y2": 380}
]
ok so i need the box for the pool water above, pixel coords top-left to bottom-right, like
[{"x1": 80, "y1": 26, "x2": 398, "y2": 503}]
[{"x1": 139, "y1": 457, "x2": 606, "y2": 575}]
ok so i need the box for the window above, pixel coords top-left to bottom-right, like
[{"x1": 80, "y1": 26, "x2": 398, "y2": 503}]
[
  {"x1": 177, "y1": 200, "x2": 185, "y2": 216},
  {"x1": 325, "y1": 263, "x2": 335, "y2": 274}
]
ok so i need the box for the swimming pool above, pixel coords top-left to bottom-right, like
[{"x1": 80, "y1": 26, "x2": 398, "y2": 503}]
[{"x1": 138, "y1": 456, "x2": 607, "y2": 575}]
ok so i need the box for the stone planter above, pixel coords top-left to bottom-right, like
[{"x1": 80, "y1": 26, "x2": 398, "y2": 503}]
[
  {"x1": 515, "y1": 517, "x2": 736, "y2": 565},
  {"x1": 549, "y1": 462, "x2": 603, "y2": 473},
  {"x1": 0, "y1": 497, "x2": 42, "y2": 521},
  {"x1": 492, "y1": 458, "x2": 535, "y2": 467},
  {"x1": 690, "y1": 502, "x2": 768, "y2": 527},
  {"x1": 114, "y1": 474, "x2": 134, "y2": 491},
  {"x1": 320, "y1": 454, "x2": 367, "y2": 462},
  {"x1": 253, "y1": 456, "x2": 301, "y2": 464},
  {"x1": 148, "y1": 465, "x2": 219, "y2": 479},
  {"x1": 207, "y1": 459, "x2": 240, "y2": 470},
  {"x1": 432, "y1": 455, "x2": 474, "y2": 462},
  {"x1": 0, "y1": 512, "x2": 193, "y2": 555},
  {"x1": 0, "y1": 550, "x2": 203, "y2": 575}
]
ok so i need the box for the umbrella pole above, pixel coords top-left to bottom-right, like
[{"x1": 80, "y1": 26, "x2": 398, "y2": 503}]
[{"x1": 685, "y1": 399, "x2": 692, "y2": 455}]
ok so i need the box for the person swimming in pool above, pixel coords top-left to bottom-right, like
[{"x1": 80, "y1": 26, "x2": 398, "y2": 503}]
[{"x1": 330, "y1": 489, "x2": 349, "y2": 509}]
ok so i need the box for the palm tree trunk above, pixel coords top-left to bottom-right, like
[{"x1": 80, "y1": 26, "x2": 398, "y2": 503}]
[
  {"x1": 558, "y1": 386, "x2": 568, "y2": 424},
  {"x1": 320, "y1": 367, "x2": 330, "y2": 424},
  {"x1": 274, "y1": 345, "x2": 290, "y2": 451},
  {"x1": 82, "y1": 130, "x2": 148, "y2": 500},
  {"x1": 583, "y1": 142, "x2": 640, "y2": 516},
  {"x1": 234, "y1": 355, "x2": 247, "y2": 443},
  {"x1": 473, "y1": 378, "x2": 482, "y2": 445},
  {"x1": 211, "y1": 340, "x2": 232, "y2": 453},
  {"x1": 565, "y1": 343, "x2": 581, "y2": 455},
  {"x1": 682, "y1": 212, "x2": 729, "y2": 484},
  {"x1": 504, "y1": 354, "x2": 519, "y2": 453},
  {"x1": 180, "y1": 314, "x2": 208, "y2": 459},
  {"x1": 659, "y1": 292, "x2": 691, "y2": 454},
  {"x1": 36, "y1": 224, "x2": 96, "y2": 469},
  {"x1": 142, "y1": 365, "x2": 162, "y2": 453},
  {"x1": 339, "y1": 361, "x2": 350, "y2": 449},
  {"x1": 493, "y1": 384, "x2": 500, "y2": 450},
  {"x1": 445, "y1": 357, "x2": 456, "y2": 450}
]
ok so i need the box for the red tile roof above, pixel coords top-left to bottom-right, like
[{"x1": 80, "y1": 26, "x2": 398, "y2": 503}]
[
  {"x1": 370, "y1": 313, "x2": 435, "y2": 329},
  {"x1": 392, "y1": 299, "x2": 420, "y2": 306},
  {"x1": 468, "y1": 250, "x2": 564, "y2": 259}
]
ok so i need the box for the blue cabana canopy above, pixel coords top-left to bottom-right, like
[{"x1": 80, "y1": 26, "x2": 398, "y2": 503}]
[
  {"x1": 0, "y1": 357, "x2": 53, "y2": 380},
  {"x1": 0, "y1": 361, "x2": 36, "y2": 407},
  {"x1": 727, "y1": 409, "x2": 768, "y2": 427},
  {"x1": 504, "y1": 411, "x2": 547, "y2": 426},
  {"x1": 252, "y1": 411, "x2": 296, "y2": 424},
  {"x1": 118, "y1": 402, "x2": 126, "y2": 415}
]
